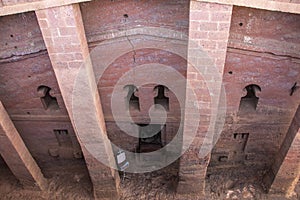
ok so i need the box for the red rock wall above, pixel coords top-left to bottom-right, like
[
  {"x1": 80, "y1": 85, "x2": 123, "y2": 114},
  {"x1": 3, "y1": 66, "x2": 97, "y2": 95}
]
[
  {"x1": 177, "y1": 1, "x2": 233, "y2": 194},
  {"x1": 1, "y1": 0, "x2": 41, "y2": 6},
  {"x1": 271, "y1": 0, "x2": 300, "y2": 3},
  {"x1": 265, "y1": 105, "x2": 300, "y2": 194},
  {"x1": 0, "y1": 12, "x2": 83, "y2": 176},
  {"x1": 209, "y1": 6, "x2": 300, "y2": 174},
  {"x1": 0, "y1": 11, "x2": 45, "y2": 60},
  {"x1": 0, "y1": 0, "x2": 190, "y2": 179},
  {"x1": 80, "y1": 0, "x2": 190, "y2": 39},
  {"x1": 0, "y1": 0, "x2": 190, "y2": 180},
  {"x1": 98, "y1": 49, "x2": 185, "y2": 122},
  {"x1": 80, "y1": 0, "x2": 189, "y2": 147},
  {"x1": 1, "y1": 1, "x2": 300, "y2": 195}
]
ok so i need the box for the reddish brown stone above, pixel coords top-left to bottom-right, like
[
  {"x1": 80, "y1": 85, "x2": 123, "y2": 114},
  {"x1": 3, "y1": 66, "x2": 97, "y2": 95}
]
[{"x1": 0, "y1": 102, "x2": 47, "y2": 190}]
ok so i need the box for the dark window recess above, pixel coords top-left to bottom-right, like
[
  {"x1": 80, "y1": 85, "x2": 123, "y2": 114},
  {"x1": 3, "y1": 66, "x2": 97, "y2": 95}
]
[
  {"x1": 154, "y1": 85, "x2": 169, "y2": 111},
  {"x1": 37, "y1": 85, "x2": 59, "y2": 110},
  {"x1": 218, "y1": 155, "x2": 228, "y2": 162},
  {"x1": 233, "y1": 133, "x2": 249, "y2": 152},
  {"x1": 233, "y1": 133, "x2": 238, "y2": 139},
  {"x1": 239, "y1": 84, "x2": 261, "y2": 112},
  {"x1": 54, "y1": 130, "x2": 72, "y2": 147},
  {"x1": 125, "y1": 85, "x2": 140, "y2": 110},
  {"x1": 137, "y1": 124, "x2": 163, "y2": 153}
]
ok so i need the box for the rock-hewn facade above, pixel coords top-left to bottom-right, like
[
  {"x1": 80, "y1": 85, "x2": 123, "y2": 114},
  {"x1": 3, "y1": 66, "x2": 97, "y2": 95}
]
[{"x1": 0, "y1": 0, "x2": 299, "y2": 199}]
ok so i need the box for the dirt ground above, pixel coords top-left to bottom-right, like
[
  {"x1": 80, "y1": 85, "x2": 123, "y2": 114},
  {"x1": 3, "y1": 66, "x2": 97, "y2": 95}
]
[{"x1": 0, "y1": 160, "x2": 299, "y2": 200}]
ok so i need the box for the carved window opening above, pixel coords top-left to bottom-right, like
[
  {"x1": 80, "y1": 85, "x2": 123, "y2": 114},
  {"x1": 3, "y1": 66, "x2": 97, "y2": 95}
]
[
  {"x1": 137, "y1": 124, "x2": 163, "y2": 153},
  {"x1": 154, "y1": 85, "x2": 169, "y2": 111},
  {"x1": 233, "y1": 133, "x2": 249, "y2": 152},
  {"x1": 37, "y1": 85, "x2": 59, "y2": 110},
  {"x1": 239, "y1": 84, "x2": 261, "y2": 112},
  {"x1": 49, "y1": 129, "x2": 82, "y2": 159},
  {"x1": 125, "y1": 85, "x2": 140, "y2": 111},
  {"x1": 218, "y1": 155, "x2": 228, "y2": 162},
  {"x1": 54, "y1": 130, "x2": 72, "y2": 148}
]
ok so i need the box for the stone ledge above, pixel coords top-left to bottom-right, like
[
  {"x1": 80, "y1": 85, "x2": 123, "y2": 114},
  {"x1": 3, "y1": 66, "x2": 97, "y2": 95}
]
[
  {"x1": 197, "y1": 0, "x2": 300, "y2": 14},
  {"x1": 0, "y1": 0, "x2": 91, "y2": 16}
]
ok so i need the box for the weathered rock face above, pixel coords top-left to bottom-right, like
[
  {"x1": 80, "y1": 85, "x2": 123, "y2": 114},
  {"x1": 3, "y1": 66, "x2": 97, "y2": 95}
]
[
  {"x1": 80, "y1": 0, "x2": 190, "y2": 39},
  {"x1": 0, "y1": 11, "x2": 46, "y2": 60},
  {"x1": 208, "y1": 6, "x2": 300, "y2": 190},
  {"x1": 80, "y1": 0, "x2": 189, "y2": 175},
  {"x1": 0, "y1": 12, "x2": 82, "y2": 175},
  {"x1": 0, "y1": 0, "x2": 300, "y2": 199}
]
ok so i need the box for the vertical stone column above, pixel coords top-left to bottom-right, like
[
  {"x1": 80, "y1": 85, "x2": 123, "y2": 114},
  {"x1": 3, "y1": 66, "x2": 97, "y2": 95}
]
[
  {"x1": 35, "y1": 4, "x2": 119, "y2": 199},
  {"x1": 177, "y1": 1, "x2": 232, "y2": 195},
  {"x1": 264, "y1": 105, "x2": 300, "y2": 197},
  {"x1": 0, "y1": 102, "x2": 47, "y2": 190}
]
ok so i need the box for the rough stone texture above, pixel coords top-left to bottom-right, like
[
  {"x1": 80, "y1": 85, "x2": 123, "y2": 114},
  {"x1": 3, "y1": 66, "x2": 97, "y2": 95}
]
[
  {"x1": 0, "y1": 101, "x2": 47, "y2": 190},
  {"x1": 265, "y1": 105, "x2": 300, "y2": 197},
  {"x1": 228, "y1": 6, "x2": 300, "y2": 60},
  {"x1": 0, "y1": 157, "x2": 94, "y2": 200},
  {"x1": 98, "y1": 48, "x2": 186, "y2": 123},
  {"x1": 210, "y1": 51, "x2": 300, "y2": 168},
  {"x1": 271, "y1": 0, "x2": 300, "y2": 3},
  {"x1": 177, "y1": 1, "x2": 233, "y2": 195},
  {"x1": 0, "y1": 11, "x2": 83, "y2": 174},
  {"x1": 0, "y1": 53, "x2": 67, "y2": 115},
  {"x1": 208, "y1": 7, "x2": 300, "y2": 192},
  {"x1": 0, "y1": 159, "x2": 297, "y2": 200},
  {"x1": 2, "y1": 0, "x2": 40, "y2": 6},
  {"x1": 80, "y1": 0, "x2": 190, "y2": 40},
  {"x1": 0, "y1": 0, "x2": 91, "y2": 17},
  {"x1": 35, "y1": 4, "x2": 119, "y2": 199},
  {"x1": 81, "y1": 0, "x2": 189, "y2": 188},
  {"x1": 0, "y1": 11, "x2": 45, "y2": 61},
  {"x1": 0, "y1": 0, "x2": 300, "y2": 199},
  {"x1": 195, "y1": 0, "x2": 300, "y2": 14}
]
